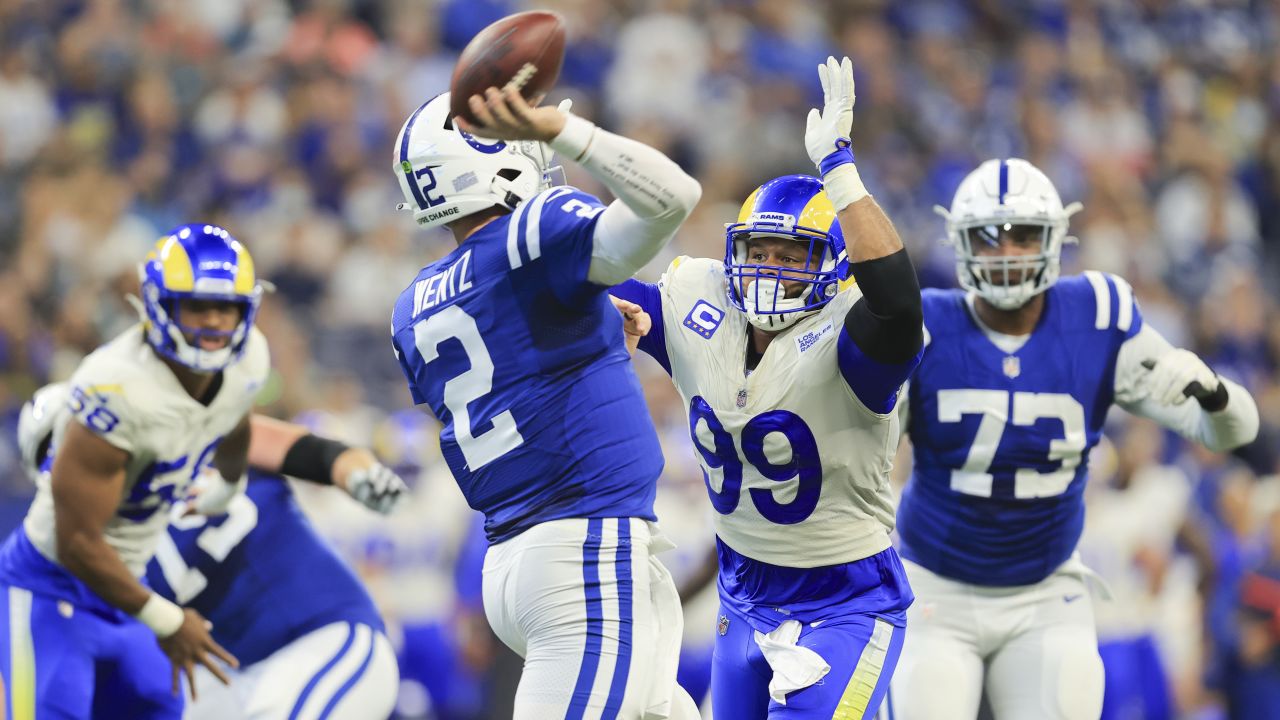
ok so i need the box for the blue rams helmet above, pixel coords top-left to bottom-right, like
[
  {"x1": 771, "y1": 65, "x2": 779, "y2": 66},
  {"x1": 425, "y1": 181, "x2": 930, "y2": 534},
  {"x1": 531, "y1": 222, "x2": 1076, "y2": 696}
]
[
  {"x1": 724, "y1": 175, "x2": 849, "y2": 331},
  {"x1": 137, "y1": 223, "x2": 263, "y2": 373}
]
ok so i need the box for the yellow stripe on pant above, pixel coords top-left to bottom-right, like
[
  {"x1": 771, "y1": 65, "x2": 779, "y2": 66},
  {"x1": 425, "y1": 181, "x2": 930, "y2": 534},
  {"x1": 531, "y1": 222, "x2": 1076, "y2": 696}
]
[
  {"x1": 832, "y1": 618, "x2": 893, "y2": 720},
  {"x1": 8, "y1": 587, "x2": 34, "y2": 720}
]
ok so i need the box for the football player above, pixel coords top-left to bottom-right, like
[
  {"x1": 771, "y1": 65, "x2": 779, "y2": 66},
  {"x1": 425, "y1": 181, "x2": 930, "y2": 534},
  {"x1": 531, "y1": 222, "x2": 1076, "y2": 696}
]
[
  {"x1": 0, "y1": 224, "x2": 268, "y2": 718},
  {"x1": 388, "y1": 86, "x2": 703, "y2": 718},
  {"x1": 888, "y1": 157, "x2": 1260, "y2": 719},
  {"x1": 612, "y1": 57, "x2": 924, "y2": 718},
  {"x1": 20, "y1": 387, "x2": 408, "y2": 719}
]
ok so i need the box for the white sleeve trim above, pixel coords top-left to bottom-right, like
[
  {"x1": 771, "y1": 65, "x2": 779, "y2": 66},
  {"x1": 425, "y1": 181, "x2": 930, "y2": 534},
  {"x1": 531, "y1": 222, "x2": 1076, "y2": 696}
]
[{"x1": 1083, "y1": 270, "x2": 1111, "y2": 329}]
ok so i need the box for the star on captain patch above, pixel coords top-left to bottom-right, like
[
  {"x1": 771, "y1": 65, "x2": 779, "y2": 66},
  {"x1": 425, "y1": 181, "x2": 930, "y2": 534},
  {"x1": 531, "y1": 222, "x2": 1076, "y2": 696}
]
[
  {"x1": 718, "y1": 614, "x2": 730, "y2": 636},
  {"x1": 1003, "y1": 355, "x2": 1021, "y2": 379},
  {"x1": 736, "y1": 389, "x2": 747, "y2": 408}
]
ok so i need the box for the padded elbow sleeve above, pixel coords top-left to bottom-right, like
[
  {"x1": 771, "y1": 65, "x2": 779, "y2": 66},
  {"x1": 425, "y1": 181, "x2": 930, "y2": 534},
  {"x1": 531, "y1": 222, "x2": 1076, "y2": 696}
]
[{"x1": 844, "y1": 249, "x2": 923, "y2": 364}]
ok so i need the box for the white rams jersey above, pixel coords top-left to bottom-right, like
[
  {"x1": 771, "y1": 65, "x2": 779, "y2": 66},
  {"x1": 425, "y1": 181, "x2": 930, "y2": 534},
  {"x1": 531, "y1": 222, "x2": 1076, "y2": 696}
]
[
  {"x1": 25, "y1": 325, "x2": 269, "y2": 576},
  {"x1": 656, "y1": 257, "x2": 900, "y2": 568}
]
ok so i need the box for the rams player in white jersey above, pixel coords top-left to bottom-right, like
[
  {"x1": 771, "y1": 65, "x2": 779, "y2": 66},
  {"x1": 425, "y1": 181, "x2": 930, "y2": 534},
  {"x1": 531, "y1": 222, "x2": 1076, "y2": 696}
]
[
  {"x1": 613, "y1": 57, "x2": 923, "y2": 718},
  {"x1": 0, "y1": 224, "x2": 268, "y2": 718},
  {"x1": 888, "y1": 158, "x2": 1260, "y2": 719}
]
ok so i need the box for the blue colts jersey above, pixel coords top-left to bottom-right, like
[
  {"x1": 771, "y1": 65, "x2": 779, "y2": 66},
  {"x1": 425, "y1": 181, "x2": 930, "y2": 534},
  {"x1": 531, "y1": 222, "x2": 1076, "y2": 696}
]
[
  {"x1": 390, "y1": 187, "x2": 664, "y2": 543},
  {"x1": 900, "y1": 274, "x2": 1142, "y2": 586},
  {"x1": 145, "y1": 472, "x2": 384, "y2": 665}
]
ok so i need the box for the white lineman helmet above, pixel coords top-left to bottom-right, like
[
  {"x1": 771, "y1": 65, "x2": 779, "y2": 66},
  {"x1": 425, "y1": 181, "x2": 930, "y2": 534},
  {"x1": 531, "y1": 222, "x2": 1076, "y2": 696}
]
[
  {"x1": 936, "y1": 158, "x2": 1082, "y2": 309},
  {"x1": 18, "y1": 382, "x2": 70, "y2": 484},
  {"x1": 393, "y1": 92, "x2": 555, "y2": 229}
]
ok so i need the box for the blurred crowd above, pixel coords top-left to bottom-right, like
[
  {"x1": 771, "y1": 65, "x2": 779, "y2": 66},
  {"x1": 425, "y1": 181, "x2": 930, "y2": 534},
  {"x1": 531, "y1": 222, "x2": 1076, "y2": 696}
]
[{"x1": 0, "y1": 0, "x2": 1278, "y2": 717}]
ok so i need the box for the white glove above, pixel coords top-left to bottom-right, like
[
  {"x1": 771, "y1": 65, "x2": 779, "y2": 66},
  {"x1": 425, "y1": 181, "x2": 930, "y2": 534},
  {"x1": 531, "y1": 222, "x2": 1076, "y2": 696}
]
[
  {"x1": 804, "y1": 56, "x2": 867, "y2": 210},
  {"x1": 345, "y1": 462, "x2": 408, "y2": 514},
  {"x1": 804, "y1": 56, "x2": 855, "y2": 170},
  {"x1": 1143, "y1": 349, "x2": 1220, "y2": 406},
  {"x1": 187, "y1": 468, "x2": 247, "y2": 516}
]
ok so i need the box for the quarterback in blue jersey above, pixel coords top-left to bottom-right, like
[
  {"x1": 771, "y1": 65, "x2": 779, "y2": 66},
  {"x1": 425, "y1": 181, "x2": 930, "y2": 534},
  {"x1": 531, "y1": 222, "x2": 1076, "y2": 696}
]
[
  {"x1": 388, "y1": 86, "x2": 702, "y2": 718},
  {"x1": 889, "y1": 158, "x2": 1261, "y2": 719},
  {"x1": 612, "y1": 57, "x2": 923, "y2": 719},
  {"x1": 0, "y1": 225, "x2": 266, "y2": 718}
]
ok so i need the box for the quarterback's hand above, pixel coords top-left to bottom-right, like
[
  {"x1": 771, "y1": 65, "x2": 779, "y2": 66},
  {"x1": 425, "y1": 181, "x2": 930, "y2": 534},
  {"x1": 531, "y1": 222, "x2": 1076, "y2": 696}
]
[
  {"x1": 805, "y1": 56, "x2": 856, "y2": 173},
  {"x1": 457, "y1": 86, "x2": 566, "y2": 143},
  {"x1": 1141, "y1": 351, "x2": 1221, "y2": 407},
  {"x1": 342, "y1": 459, "x2": 408, "y2": 515},
  {"x1": 609, "y1": 295, "x2": 651, "y2": 357},
  {"x1": 157, "y1": 608, "x2": 238, "y2": 700}
]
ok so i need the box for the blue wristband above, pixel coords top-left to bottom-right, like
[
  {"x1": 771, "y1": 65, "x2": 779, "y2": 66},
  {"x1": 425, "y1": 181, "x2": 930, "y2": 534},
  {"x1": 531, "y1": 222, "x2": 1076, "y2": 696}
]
[{"x1": 818, "y1": 138, "x2": 855, "y2": 176}]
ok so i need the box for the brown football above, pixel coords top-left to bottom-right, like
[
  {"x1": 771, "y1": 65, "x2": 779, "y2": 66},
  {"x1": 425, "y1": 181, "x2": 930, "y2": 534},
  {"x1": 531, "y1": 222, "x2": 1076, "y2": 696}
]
[{"x1": 449, "y1": 11, "x2": 566, "y2": 126}]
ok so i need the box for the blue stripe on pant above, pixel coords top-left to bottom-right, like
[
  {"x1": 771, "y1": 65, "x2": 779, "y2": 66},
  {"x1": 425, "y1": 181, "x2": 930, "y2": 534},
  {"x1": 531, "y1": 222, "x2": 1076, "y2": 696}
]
[
  {"x1": 289, "y1": 623, "x2": 356, "y2": 720},
  {"x1": 565, "y1": 518, "x2": 636, "y2": 720}
]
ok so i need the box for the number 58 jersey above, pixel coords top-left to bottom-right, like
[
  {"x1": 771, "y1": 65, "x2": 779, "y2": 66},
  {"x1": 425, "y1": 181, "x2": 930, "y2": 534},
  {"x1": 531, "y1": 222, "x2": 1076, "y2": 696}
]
[
  {"x1": 649, "y1": 257, "x2": 904, "y2": 568},
  {"x1": 391, "y1": 187, "x2": 664, "y2": 544}
]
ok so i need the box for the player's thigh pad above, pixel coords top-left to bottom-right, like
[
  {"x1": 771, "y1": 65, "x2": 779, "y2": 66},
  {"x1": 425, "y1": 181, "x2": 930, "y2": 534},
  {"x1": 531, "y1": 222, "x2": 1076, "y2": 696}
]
[
  {"x1": 483, "y1": 517, "x2": 686, "y2": 719},
  {"x1": 984, "y1": 569, "x2": 1103, "y2": 720},
  {"x1": 0, "y1": 584, "x2": 145, "y2": 720},
  {"x1": 92, "y1": 615, "x2": 184, "y2": 720},
  {"x1": 202, "y1": 621, "x2": 398, "y2": 720},
  {"x1": 889, "y1": 560, "x2": 985, "y2": 720}
]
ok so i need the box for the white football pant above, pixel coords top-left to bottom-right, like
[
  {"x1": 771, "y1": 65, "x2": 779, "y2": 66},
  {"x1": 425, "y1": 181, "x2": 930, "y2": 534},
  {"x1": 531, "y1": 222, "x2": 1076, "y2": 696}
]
[
  {"x1": 483, "y1": 517, "x2": 700, "y2": 720},
  {"x1": 183, "y1": 621, "x2": 398, "y2": 720},
  {"x1": 889, "y1": 558, "x2": 1104, "y2": 720}
]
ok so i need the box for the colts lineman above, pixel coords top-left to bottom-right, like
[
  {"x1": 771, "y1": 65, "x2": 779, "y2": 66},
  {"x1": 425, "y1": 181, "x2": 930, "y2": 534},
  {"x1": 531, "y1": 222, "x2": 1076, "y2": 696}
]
[
  {"x1": 0, "y1": 224, "x2": 268, "y2": 718},
  {"x1": 889, "y1": 158, "x2": 1260, "y2": 719},
  {"x1": 389, "y1": 85, "x2": 702, "y2": 717},
  {"x1": 613, "y1": 57, "x2": 923, "y2": 718}
]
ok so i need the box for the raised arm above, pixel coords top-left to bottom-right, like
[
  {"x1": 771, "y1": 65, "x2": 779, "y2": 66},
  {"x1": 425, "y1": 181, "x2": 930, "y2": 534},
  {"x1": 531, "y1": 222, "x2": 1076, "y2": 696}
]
[
  {"x1": 458, "y1": 88, "x2": 702, "y2": 286},
  {"x1": 805, "y1": 57, "x2": 923, "y2": 411}
]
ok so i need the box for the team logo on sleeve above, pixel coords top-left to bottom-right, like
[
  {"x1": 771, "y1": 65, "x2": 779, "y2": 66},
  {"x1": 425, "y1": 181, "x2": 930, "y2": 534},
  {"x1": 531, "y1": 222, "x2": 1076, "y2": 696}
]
[{"x1": 683, "y1": 300, "x2": 725, "y2": 339}]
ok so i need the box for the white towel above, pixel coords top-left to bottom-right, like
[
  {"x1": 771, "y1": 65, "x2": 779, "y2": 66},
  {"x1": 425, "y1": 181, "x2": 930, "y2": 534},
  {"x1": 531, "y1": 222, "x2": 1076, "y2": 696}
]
[{"x1": 753, "y1": 619, "x2": 831, "y2": 704}]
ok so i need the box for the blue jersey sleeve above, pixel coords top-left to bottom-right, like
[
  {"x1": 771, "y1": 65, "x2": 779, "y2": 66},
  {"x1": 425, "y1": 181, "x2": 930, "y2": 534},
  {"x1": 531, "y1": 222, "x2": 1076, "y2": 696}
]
[
  {"x1": 610, "y1": 279, "x2": 670, "y2": 374},
  {"x1": 836, "y1": 330, "x2": 921, "y2": 414},
  {"x1": 509, "y1": 187, "x2": 607, "y2": 304},
  {"x1": 391, "y1": 336, "x2": 427, "y2": 405}
]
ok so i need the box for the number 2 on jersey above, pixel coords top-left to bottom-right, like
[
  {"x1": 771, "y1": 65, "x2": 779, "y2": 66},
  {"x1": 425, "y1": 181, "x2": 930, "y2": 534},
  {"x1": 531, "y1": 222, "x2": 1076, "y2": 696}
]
[
  {"x1": 937, "y1": 389, "x2": 1086, "y2": 499},
  {"x1": 689, "y1": 396, "x2": 822, "y2": 524},
  {"x1": 414, "y1": 305, "x2": 525, "y2": 469}
]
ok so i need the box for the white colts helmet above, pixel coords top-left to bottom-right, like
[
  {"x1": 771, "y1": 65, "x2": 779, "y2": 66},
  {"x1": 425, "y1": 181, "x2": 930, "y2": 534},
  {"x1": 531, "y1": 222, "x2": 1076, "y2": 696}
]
[
  {"x1": 936, "y1": 158, "x2": 1082, "y2": 310},
  {"x1": 393, "y1": 92, "x2": 555, "y2": 229}
]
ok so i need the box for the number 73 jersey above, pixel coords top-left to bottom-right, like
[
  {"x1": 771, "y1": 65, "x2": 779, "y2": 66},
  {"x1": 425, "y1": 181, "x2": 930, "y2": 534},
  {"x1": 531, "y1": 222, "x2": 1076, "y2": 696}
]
[
  {"x1": 899, "y1": 274, "x2": 1142, "y2": 587},
  {"x1": 652, "y1": 257, "x2": 903, "y2": 569}
]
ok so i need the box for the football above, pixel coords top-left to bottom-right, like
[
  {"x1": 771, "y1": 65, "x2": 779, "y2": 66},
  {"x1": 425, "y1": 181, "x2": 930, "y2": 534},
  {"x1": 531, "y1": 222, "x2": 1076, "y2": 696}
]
[{"x1": 449, "y1": 11, "x2": 566, "y2": 126}]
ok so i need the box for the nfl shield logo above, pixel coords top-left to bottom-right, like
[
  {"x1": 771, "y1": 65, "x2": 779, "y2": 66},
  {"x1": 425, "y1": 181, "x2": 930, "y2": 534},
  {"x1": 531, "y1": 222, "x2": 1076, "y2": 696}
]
[
  {"x1": 1003, "y1": 356, "x2": 1021, "y2": 378},
  {"x1": 736, "y1": 389, "x2": 747, "y2": 408},
  {"x1": 718, "y1": 615, "x2": 730, "y2": 636}
]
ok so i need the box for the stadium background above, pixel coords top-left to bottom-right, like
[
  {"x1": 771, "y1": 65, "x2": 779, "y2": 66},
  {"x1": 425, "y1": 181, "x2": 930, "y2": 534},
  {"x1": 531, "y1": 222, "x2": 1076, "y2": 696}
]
[{"x1": 0, "y1": 0, "x2": 1277, "y2": 717}]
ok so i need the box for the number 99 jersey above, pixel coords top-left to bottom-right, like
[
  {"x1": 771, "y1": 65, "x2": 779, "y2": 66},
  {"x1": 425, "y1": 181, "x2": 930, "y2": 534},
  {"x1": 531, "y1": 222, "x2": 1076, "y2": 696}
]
[
  {"x1": 653, "y1": 257, "x2": 901, "y2": 568},
  {"x1": 899, "y1": 273, "x2": 1142, "y2": 587},
  {"x1": 390, "y1": 187, "x2": 665, "y2": 543}
]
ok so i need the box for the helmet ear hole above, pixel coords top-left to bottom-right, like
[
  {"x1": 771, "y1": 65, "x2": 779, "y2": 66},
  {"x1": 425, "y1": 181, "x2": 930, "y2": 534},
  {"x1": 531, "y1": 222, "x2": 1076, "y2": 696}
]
[{"x1": 495, "y1": 168, "x2": 521, "y2": 181}]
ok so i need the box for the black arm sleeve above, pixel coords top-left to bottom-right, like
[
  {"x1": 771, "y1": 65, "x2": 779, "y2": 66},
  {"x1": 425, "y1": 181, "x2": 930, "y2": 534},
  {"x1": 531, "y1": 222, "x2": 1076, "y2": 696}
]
[
  {"x1": 279, "y1": 433, "x2": 349, "y2": 485},
  {"x1": 843, "y1": 248, "x2": 924, "y2": 365}
]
